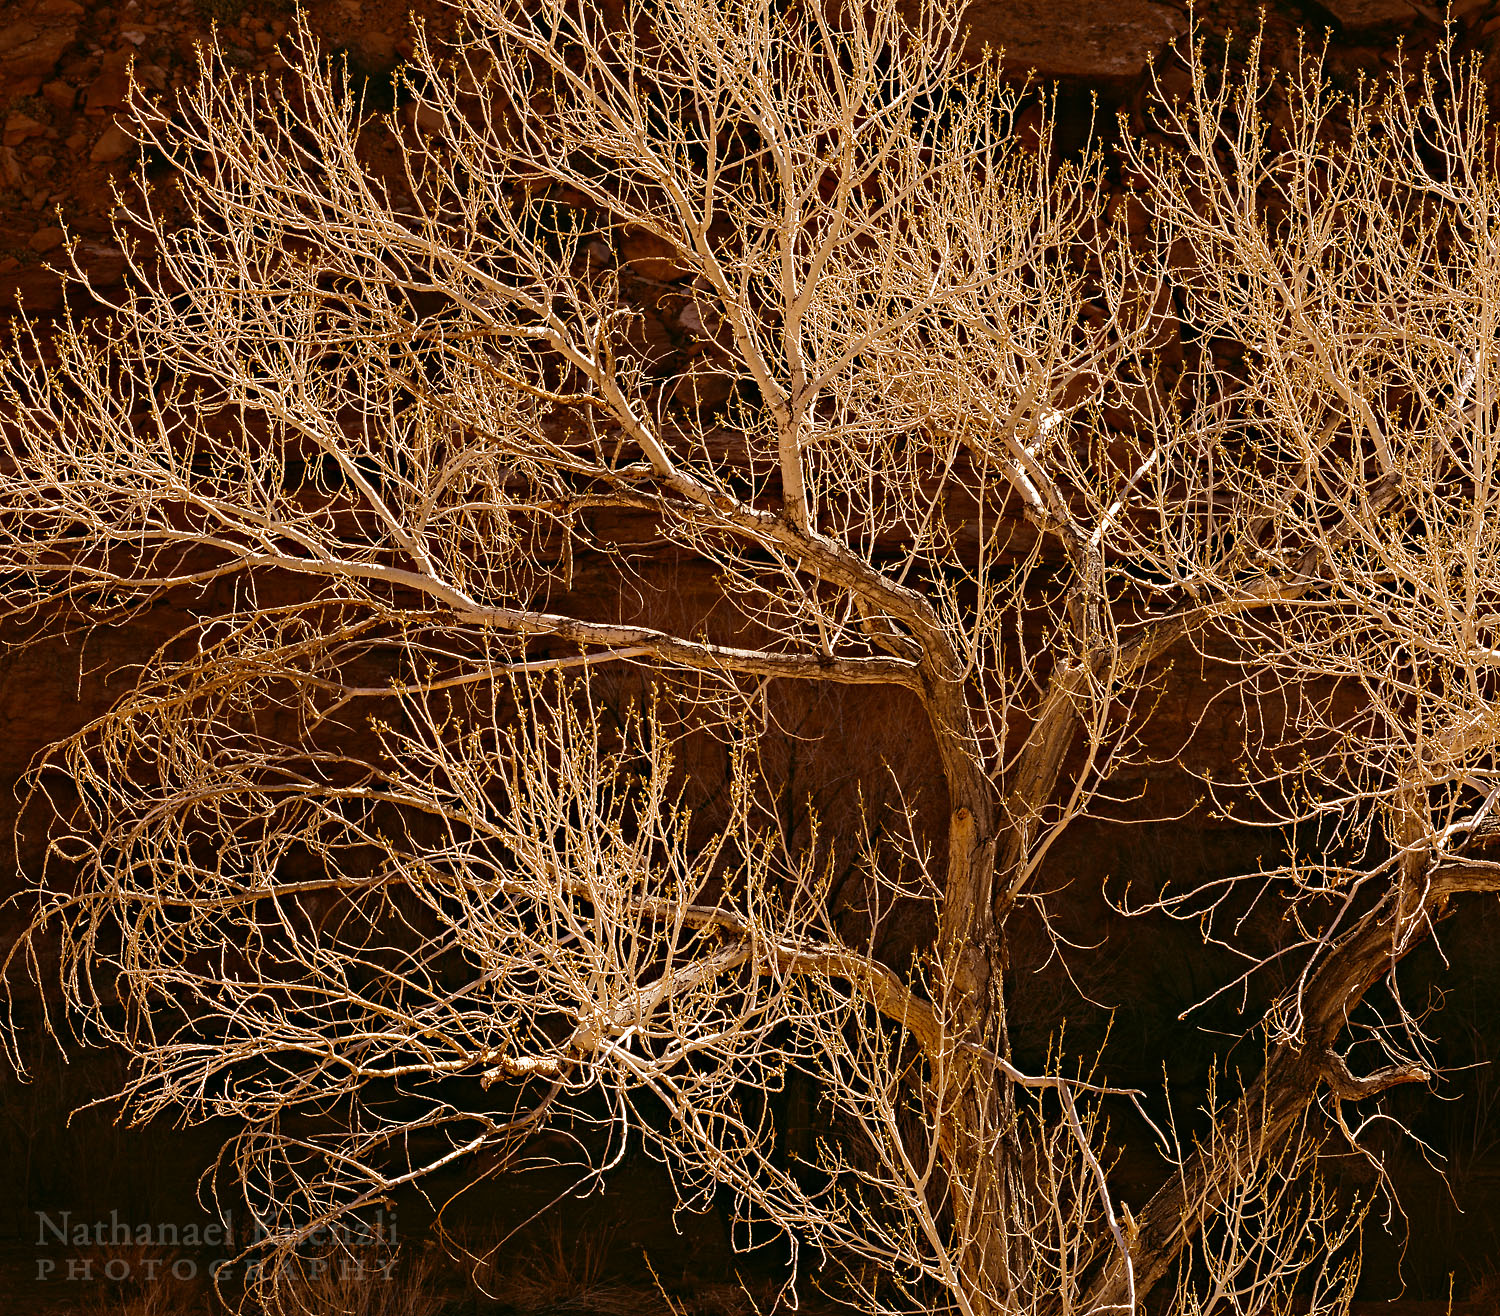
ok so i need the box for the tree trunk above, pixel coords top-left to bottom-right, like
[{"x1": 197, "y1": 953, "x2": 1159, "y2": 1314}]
[{"x1": 1084, "y1": 871, "x2": 1466, "y2": 1310}]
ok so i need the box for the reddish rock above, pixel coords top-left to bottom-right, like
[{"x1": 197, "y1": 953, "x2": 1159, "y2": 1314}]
[
  {"x1": 0, "y1": 262, "x2": 65, "y2": 312},
  {"x1": 88, "y1": 120, "x2": 132, "y2": 162},
  {"x1": 0, "y1": 0, "x2": 85, "y2": 99},
  {"x1": 28, "y1": 226, "x2": 66, "y2": 254},
  {"x1": 85, "y1": 48, "x2": 135, "y2": 114},
  {"x1": 40, "y1": 78, "x2": 77, "y2": 111},
  {"x1": 1313, "y1": 0, "x2": 1423, "y2": 30},
  {"x1": 359, "y1": 30, "x2": 396, "y2": 61},
  {"x1": 403, "y1": 101, "x2": 444, "y2": 136},
  {"x1": 619, "y1": 227, "x2": 691, "y2": 283},
  {"x1": 966, "y1": 0, "x2": 1187, "y2": 80},
  {"x1": 77, "y1": 238, "x2": 126, "y2": 285},
  {"x1": 0, "y1": 236, "x2": 125, "y2": 314},
  {"x1": 2, "y1": 115, "x2": 46, "y2": 148}
]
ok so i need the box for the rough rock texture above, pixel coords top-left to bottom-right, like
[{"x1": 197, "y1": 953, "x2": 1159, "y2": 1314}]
[
  {"x1": 968, "y1": 0, "x2": 1187, "y2": 80},
  {"x1": 0, "y1": 0, "x2": 1487, "y2": 821},
  {"x1": 1311, "y1": 0, "x2": 1425, "y2": 31},
  {"x1": 0, "y1": 0, "x2": 430, "y2": 314},
  {"x1": 4, "y1": 0, "x2": 1490, "y2": 317},
  {"x1": 0, "y1": 0, "x2": 85, "y2": 99}
]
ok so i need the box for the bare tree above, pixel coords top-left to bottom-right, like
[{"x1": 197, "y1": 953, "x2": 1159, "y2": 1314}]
[{"x1": 2, "y1": 2, "x2": 1499, "y2": 1312}]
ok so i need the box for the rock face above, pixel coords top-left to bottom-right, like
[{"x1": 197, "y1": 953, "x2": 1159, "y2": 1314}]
[
  {"x1": 0, "y1": 0, "x2": 84, "y2": 99},
  {"x1": 0, "y1": 0, "x2": 1471, "y2": 319},
  {"x1": 1311, "y1": 0, "x2": 1423, "y2": 31},
  {"x1": 966, "y1": 0, "x2": 1187, "y2": 80},
  {"x1": 0, "y1": 0, "x2": 430, "y2": 314}
]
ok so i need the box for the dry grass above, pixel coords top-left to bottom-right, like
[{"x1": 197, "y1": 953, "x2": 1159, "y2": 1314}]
[
  {"x1": 651, "y1": 1279, "x2": 767, "y2": 1316},
  {"x1": 65, "y1": 1243, "x2": 446, "y2": 1316},
  {"x1": 269, "y1": 1249, "x2": 444, "y2": 1316},
  {"x1": 71, "y1": 1243, "x2": 206, "y2": 1316},
  {"x1": 467, "y1": 1222, "x2": 657, "y2": 1315}
]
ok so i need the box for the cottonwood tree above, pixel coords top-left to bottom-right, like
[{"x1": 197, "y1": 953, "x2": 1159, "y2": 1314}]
[{"x1": 2, "y1": 2, "x2": 1498, "y2": 1311}]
